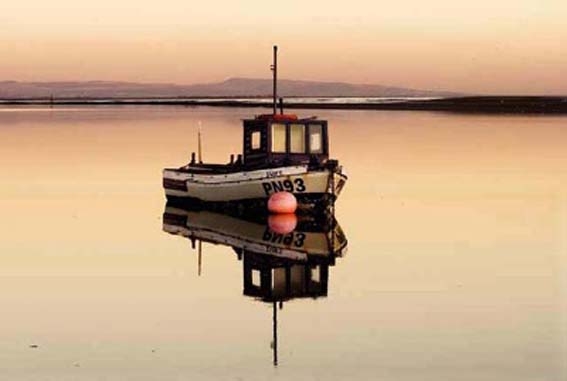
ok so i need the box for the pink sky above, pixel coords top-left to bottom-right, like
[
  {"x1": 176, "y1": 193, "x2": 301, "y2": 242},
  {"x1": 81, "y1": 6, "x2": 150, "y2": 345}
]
[{"x1": 1, "y1": 0, "x2": 566, "y2": 94}]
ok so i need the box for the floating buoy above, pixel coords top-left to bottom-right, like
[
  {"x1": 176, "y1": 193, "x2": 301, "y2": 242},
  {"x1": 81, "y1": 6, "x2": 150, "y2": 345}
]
[
  {"x1": 268, "y1": 191, "x2": 297, "y2": 214},
  {"x1": 268, "y1": 213, "x2": 298, "y2": 234}
]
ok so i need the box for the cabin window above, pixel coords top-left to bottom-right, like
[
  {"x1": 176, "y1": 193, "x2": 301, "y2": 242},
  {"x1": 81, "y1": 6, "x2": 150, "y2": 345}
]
[
  {"x1": 290, "y1": 265, "x2": 306, "y2": 288},
  {"x1": 309, "y1": 124, "x2": 323, "y2": 154},
  {"x1": 271, "y1": 123, "x2": 286, "y2": 153},
  {"x1": 251, "y1": 131, "x2": 261, "y2": 150},
  {"x1": 290, "y1": 124, "x2": 305, "y2": 153},
  {"x1": 272, "y1": 268, "x2": 287, "y2": 292},
  {"x1": 311, "y1": 265, "x2": 320, "y2": 283},
  {"x1": 251, "y1": 269, "x2": 261, "y2": 287}
]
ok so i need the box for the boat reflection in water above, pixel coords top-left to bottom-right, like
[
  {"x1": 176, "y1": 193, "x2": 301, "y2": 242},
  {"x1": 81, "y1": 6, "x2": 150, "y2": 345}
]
[{"x1": 162, "y1": 203, "x2": 348, "y2": 366}]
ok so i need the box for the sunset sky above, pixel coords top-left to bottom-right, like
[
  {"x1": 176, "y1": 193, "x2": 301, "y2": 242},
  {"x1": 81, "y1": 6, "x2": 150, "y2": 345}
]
[{"x1": 2, "y1": 0, "x2": 566, "y2": 94}]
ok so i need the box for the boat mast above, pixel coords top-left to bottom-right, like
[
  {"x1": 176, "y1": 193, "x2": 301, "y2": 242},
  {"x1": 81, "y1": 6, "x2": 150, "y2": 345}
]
[{"x1": 271, "y1": 45, "x2": 278, "y2": 115}]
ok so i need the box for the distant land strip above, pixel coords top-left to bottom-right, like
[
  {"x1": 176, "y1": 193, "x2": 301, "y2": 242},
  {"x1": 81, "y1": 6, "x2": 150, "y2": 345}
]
[{"x1": 2, "y1": 96, "x2": 567, "y2": 114}]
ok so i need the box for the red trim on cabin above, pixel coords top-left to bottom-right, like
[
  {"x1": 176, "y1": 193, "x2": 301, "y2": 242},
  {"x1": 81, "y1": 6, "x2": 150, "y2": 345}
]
[{"x1": 256, "y1": 114, "x2": 298, "y2": 122}]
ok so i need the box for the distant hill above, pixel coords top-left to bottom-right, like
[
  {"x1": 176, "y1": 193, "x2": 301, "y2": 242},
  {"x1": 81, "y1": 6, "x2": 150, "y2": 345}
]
[{"x1": 0, "y1": 78, "x2": 458, "y2": 99}]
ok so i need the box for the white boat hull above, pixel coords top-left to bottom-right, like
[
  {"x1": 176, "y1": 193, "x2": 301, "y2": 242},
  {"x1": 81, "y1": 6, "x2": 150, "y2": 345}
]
[{"x1": 163, "y1": 165, "x2": 346, "y2": 210}]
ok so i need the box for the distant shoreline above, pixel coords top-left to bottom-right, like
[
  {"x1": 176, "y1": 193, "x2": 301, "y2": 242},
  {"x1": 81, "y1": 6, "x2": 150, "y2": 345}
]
[{"x1": 1, "y1": 96, "x2": 567, "y2": 114}]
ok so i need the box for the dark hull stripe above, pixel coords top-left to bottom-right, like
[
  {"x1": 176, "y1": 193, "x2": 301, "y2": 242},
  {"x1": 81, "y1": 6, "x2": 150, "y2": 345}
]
[{"x1": 163, "y1": 178, "x2": 188, "y2": 191}]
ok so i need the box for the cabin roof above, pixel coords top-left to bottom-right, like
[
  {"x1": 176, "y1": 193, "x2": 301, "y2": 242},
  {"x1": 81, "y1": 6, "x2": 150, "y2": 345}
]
[{"x1": 242, "y1": 114, "x2": 325, "y2": 124}]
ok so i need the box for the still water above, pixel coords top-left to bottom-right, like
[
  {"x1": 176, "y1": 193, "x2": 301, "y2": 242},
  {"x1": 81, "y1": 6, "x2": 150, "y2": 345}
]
[{"x1": 0, "y1": 106, "x2": 565, "y2": 380}]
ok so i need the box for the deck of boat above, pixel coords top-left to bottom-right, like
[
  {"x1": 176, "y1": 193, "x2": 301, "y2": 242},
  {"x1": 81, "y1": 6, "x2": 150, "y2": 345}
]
[{"x1": 165, "y1": 163, "x2": 250, "y2": 175}]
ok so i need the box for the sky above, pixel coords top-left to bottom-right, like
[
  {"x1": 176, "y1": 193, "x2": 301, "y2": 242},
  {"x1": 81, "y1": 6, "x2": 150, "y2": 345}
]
[{"x1": 1, "y1": 0, "x2": 566, "y2": 94}]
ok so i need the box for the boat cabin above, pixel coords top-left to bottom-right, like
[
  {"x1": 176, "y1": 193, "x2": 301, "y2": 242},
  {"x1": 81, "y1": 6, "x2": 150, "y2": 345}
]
[
  {"x1": 242, "y1": 250, "x2": 331, "y2": 303},
  {"x1": 242, "y1": 114, "x2": 329, "y2": 168}
]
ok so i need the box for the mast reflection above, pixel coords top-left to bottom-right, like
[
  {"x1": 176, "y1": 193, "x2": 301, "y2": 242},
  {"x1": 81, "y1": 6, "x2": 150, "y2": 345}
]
[{"x1": 162, "y1": 203, "x2": 348, "y2": 366}]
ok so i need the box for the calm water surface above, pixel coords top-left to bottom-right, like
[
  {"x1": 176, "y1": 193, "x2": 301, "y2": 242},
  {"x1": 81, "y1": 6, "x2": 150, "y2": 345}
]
[{"x1": 0, "y1": 106, "x2": 566, "y2": 380}]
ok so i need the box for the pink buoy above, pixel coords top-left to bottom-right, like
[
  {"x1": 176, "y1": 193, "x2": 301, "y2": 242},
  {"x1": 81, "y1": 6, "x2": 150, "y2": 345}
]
[
  {"x1": 268, "y1": 213, "x2": 298, "y2": 235},
  {"x1": 267, "y1": 191, "x2": 297, "y2": 214}
]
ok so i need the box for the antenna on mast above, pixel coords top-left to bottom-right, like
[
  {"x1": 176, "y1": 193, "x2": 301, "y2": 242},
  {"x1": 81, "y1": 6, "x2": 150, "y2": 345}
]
[{"x1": 271, "y1": 45, "x2": 278, "y2": 115}]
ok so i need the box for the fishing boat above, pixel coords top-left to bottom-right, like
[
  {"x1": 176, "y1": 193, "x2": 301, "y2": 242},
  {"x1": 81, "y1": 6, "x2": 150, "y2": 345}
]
[{"x1": 163, "y1": 46, "x2": 347, "y2": 213}]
